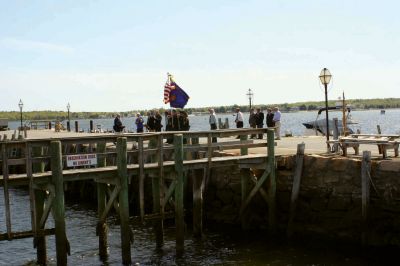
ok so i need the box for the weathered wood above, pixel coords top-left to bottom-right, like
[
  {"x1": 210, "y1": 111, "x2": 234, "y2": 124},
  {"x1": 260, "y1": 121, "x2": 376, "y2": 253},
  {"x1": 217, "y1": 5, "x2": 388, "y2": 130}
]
[
  {"x1": 361, "y1": 150, "x2": 371, "y2": 245},
  {"x1": 287, "y1": 143, "x2": 305, "y2": 238},
  {"x1": 150, "y1": 137, "x2": 163, "y2": 248},
  {"x1": 174, "y1": 134, "x2": 185, "y2": 253},
  {"x1": 240, "y1": 134, "x2": 248, "y2": 155},
  {"x1": 34, "y1": 189, "x2": 47, "y2": 265},
  {"x1": 117, "y1": 137, "x2": 132, "y2": 264},
  {"x1": 2, "y1": 144, "x2": 12, "y2": 239},
  {"x1": 96, "y1": 141, "x2": 108, "y2": 261},
  {"x1": 267, "y1": 129, "x2": 276, "y2": 233},
  {"x1": 138, "y1": 137, "x2": 145, "y2": 222},
  {"x1": 240, "y1": 167, "x2": 271, "y2": 215},
  {"x1": 50, "y1": 141, "x2": 68, "y2": 265},
  {"x1": 193, "y1": 168, "x2": 203, "y2": 238},
  {"x1": 332, "y1": 118, "x2": 339, "y2": 152},
  {"x1": 0, "y1": 228, "x2": 55, "y2": 241}
]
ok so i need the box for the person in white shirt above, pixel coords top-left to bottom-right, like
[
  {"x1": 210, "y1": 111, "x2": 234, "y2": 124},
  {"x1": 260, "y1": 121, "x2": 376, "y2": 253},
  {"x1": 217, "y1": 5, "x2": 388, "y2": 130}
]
[
  {"x1": 272, "y1": 107, "x2": 281, "y2": 140},
  {"x1": 209, "y1": 108, "x2": 217, "y2": 142},
  {"x1": 235, "y1": 108, "x2": 244, "y2": 128}
]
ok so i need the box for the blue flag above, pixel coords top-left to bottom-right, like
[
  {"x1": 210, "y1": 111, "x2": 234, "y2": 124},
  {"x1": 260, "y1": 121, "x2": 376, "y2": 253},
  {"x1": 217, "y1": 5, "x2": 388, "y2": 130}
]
[{"x1": 164, "y1": 80, "x2": 190, "y2": 108}]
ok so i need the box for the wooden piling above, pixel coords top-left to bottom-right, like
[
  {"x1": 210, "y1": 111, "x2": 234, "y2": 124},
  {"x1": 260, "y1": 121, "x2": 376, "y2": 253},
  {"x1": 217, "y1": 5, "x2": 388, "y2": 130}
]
[
  {"x1": 332, "y1": 118, "x2": 339, "y2": 152},
  {"x1": 117, "y1": 137, "x2": 132, "y2": 264},
  {"x1": 96, "y1": 141, "x2": 108, "y2": 261},
  {"x1": 2, "y1": 143, "x2": 12, "y2": 239},
  {"x1": 361, "y1": 150, "x2": 371, "y2": 245},
  {"x1": 150, "y1": 137, "x2": 163, "y2": 248},
  {"x1": 240, "y1": 134, "x2": 249, "y2": 229},
  {"x1": 193, "y1": 168, "x2": 203, "y2": 238},
  {"x1": 50, "y1": 141, "x2": 68, "y2": 266},
  {"x1": 287, "y1": 143, "x2": 305, "y2": 238},
  {"x1": 90, "y1": 120, "x2": 94, "y2": 132},
  {"x1": 35, "y1": 190, "x2": 47, "y2": 264},
  {"x1": 138, "y1": 137, "x2": 145, "y2": 221},
  {"x1": 174, "y1": 134, "x2": 185, "y2": 253},
  {"x1": 267, "y1": 129, "x2": 276, "y2": 233},
  {"x1": 75, "y1": 121, "x2": 79, "y2": 133}
]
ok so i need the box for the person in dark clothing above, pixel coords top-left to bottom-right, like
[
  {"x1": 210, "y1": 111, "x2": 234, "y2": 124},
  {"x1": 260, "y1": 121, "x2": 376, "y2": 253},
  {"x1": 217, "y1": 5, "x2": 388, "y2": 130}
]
[
  {"x1": 266, "y1": 108, "x2": 275, "y2": 128},
  {"x1": 165, "y1": 110, "x2": 173, "y2": 143},
  {"x1": 178, "y1": 110, "x2": 190, "y2": 144},
  {"x1": 154, "y1": 110, "x2": 163, "y2": 132},
  {"x1": 113, "y1": 114, "x2": 125, "y2": 132},
  {"x1": 249, "y1": 108, "x2": 257, "y2": 139},
  {"x1": 255, "y1": 108, "x2": 264, "y2": 139},
  {"x1": 146, "y1": 111, "x2": 156, "y2": 132},
  {"x1": 135, "y1": 113, "x2": 144, "y2": 133}
]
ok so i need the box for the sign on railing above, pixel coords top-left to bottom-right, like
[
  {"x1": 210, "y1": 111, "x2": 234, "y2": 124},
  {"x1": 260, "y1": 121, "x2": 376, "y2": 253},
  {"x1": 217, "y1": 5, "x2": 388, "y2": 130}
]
[{"x1": 66, "y1": 154, "x2": 97, "y2": 167}]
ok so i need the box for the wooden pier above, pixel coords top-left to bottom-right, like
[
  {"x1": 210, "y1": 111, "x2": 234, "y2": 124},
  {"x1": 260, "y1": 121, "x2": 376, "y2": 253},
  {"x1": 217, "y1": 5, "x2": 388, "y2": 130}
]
[{"x1": 0, "y1": 128, "x2": 276, "y2": 265}]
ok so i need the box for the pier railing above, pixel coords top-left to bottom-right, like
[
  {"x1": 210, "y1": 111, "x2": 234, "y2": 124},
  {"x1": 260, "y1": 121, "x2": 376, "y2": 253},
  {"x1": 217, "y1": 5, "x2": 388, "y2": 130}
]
[{"x1": 0, "y1": 128, "x2": 276, "y2": 265}]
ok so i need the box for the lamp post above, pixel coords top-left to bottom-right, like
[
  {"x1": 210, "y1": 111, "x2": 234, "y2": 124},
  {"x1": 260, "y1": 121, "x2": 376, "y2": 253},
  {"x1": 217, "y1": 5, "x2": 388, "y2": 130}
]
[
  {"x1": 67, "y1": 102, "x2": 71, "y2": 131},
  {"x1": 18, "y1": 99, "x2": 23, "y2": 130},
  {"x1": 246, "y1": 88, "x2": 254, "y2": 110},
  {"x1": 319, "y1": 68, "x2": 332, "y2": 152}
]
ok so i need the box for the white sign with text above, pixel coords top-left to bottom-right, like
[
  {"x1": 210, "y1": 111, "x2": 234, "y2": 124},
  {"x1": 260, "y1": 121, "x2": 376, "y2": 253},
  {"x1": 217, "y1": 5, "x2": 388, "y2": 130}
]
[{"x1": 66, "y1": 154, "x2": 97, "y2": 167}]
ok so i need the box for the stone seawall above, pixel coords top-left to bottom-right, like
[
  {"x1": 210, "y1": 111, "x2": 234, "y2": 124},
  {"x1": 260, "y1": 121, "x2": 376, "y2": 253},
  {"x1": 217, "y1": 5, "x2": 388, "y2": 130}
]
[{"x1": 205, "y1": 154, "x2": 400, "y2": 246}]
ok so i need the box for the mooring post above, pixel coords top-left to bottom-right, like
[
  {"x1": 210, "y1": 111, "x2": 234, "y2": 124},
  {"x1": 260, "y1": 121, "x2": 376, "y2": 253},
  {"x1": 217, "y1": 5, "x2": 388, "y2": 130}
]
[
  {"x1": 361, "y1": 150, "x2": 371, "y2": 245},
  {"x1": 50, "y1": 141, "x2": 68, "y2": 266},
  {"x1": 239, "y1": 133, "x2": 251, "y2": 229},
  {"x1": 267, "y1": 129, "x2": 276, "y2": 233},
  {"x1": 138, "y1": 137, "x2": 145, "y2": 222},
  {"x1": 287, "y1": 143, "x2": 305, "y2": 238},
  {"x1": 96, "y1": 141, "x2": 108, "y2": 261},
  {"x1": 90, "y1": 120, "x2": 94, "y2": 132},
  {"x1": 332, "y1": 118, "x2": 339, "y2": 152},
  {"x1": 150, "y1": 137, "x2": 164, "y2": 248},
  {"x1": 35, "y1": 190, "x2": 47, "y2": 264},
  {"x1": 32, "y1": 146, "x2": 47, "y2": 264},
  {"x1": 75, "y1": 121, "x2": 79, "y2": 133},
  {"x1": 174, "y1": 134, "x2": 185, "y2": 253},
  {"x1": 225, "y1": 118, "x2": 229, "y2": 129},
  {"x1": 117, "y1": 137, "x2": 132, "y2": 264}
]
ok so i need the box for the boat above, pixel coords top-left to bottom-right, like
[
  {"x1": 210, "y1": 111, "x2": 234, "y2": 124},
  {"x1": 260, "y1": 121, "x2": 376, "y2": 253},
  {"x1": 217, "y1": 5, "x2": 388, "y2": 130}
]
[{"x1": 302, "y1": 106, "x2": 357, "y2": 136}]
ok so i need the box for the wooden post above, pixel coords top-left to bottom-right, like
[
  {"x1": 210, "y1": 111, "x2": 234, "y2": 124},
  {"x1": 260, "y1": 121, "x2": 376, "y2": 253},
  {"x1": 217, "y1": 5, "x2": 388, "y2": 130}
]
[
  {"x1": 240, "y1": 134, "x2": 248, "y2": 155},
  {"x1": 90, "y1": 120, "x2": 94, "y2": 132},
  {"x1": 2, "y1": 143, "x2": 12, "y2": 239},
  {"x1": 138, "y1": 137, "x2": 145, "y2": 222},
  {"x1": 117, "y1": 137, "x2": 132, "y2": 264},
  {"x1": 96, "y1": 141, "x2": 108, "y2": 261},
  {"x1": 361, "y1": 151, "x2": 371, "y2": 245},
  {"x1": 377, "y1": 125, "x2": 381, "y2": 134},
  {"x1": 287, "y1": 143, "x2": 305, "y2": 238},
  {"x1": 50, "y1": 141, "x2": 68, "y2": 266},
  {"x1": 267, "y1": 129, "x2": 276, "y2": 233},
  {"x1": 35, "y1": 190, "x2": 47, "y2": 264},
  {"x1": 332, "y1": 118, "x2": 339, "y2": 152},
  {"x1": 218, "y1": 118, "x2": 223, "y2": 129},
  {"x1": 193, "y1": 167, "x2": 203, "y2": 238},
  {"x1": 150, "y1": 137, "x2": 163, "y2": 248},
  {"x1": 224, "y1": 118, "x2": 229, "y2": 129},
  {"x1": 240, "y1": 132, "x2": 250, "y2": 229},
  {"x1": 75, "y1": 121, "x2": 79, "y2": 133},
  {"x1": 174, "y1": 134, "x2": 185, "y2": 253}
]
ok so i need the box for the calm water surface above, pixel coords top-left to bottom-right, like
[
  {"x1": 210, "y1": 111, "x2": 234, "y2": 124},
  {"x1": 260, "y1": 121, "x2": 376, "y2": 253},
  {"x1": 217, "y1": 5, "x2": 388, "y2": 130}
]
[
  {"x1": 0, "y1": 188, "x2": 393, "y2": 265},
  {"x1": 7, "y1": 109, "x2": 400, "y2": 135}
]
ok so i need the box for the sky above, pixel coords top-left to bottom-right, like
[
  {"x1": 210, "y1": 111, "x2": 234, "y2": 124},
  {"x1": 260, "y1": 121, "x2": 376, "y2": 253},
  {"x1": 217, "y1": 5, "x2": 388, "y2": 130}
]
[{"x1": 0, "y1": 0, "x2": 399, "y2": 112}]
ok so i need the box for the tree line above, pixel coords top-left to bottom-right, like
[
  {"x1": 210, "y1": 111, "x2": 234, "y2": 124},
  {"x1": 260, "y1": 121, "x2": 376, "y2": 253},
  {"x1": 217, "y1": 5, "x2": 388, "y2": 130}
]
[{"x1": 1, "y1": 98, "x2": 399, "y2": 121}]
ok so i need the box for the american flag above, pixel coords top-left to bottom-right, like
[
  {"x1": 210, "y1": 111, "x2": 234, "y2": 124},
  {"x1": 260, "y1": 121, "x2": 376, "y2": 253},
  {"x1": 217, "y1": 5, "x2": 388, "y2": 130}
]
[{"x1": 163, "y1": 83, "x2": 175, "y2": 104}]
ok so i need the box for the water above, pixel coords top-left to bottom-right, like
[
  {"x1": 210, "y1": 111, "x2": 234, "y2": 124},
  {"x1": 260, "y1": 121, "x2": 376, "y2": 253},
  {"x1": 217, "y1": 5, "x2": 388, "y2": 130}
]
[
  {"x1": 0, "y1": 189, "x2": 395, "y2": 265},
  {"x1": 7, "y1": 109, "x2": 400, "y2": 135}
]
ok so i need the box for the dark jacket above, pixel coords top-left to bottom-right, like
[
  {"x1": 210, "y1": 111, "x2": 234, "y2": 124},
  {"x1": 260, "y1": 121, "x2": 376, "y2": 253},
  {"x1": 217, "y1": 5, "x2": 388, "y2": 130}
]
[{"x1": 266, "y1": 113, "x2": 275, "y2": 127}]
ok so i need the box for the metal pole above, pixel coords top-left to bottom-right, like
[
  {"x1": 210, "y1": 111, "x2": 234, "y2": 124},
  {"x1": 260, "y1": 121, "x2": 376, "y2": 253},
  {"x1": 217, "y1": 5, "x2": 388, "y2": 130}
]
[
  {"x1": 324, "y1": 84, "x2": 330, "y2": 151},
  {"x1": 67, "y1": 109, "x2": 70, "y2": 132},
  {"x1": 20, "y1": 108, "x2": 23, "y2": 129}
]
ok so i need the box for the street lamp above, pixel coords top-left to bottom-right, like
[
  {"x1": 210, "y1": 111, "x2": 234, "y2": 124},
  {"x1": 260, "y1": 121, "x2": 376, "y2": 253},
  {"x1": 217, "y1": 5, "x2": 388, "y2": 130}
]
[
  {"x1": 67, "y1": 102, "x2": 71, "y2": 131},
  {"x1": 319, "y1": 68, "x2": 332, "y2": 152},
  {"x1": 18, "y1": 99, "x2": 23, "y2": 130}
]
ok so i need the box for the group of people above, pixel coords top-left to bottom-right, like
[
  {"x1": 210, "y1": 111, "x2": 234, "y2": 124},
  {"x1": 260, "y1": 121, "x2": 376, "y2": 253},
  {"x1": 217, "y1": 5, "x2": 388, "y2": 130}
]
[
  {"x1": 234, "y1": 107, "x2": 281, "y2": 140},
  {"x1": 113, "y1": 109, "x2": 190, "y2": 135},
  {"x1": 114, "y1": 106, "x2": 281, "y2": 140},
  {"x1": 113, "y1": 110, "x2": 163, "y2": 133}
]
